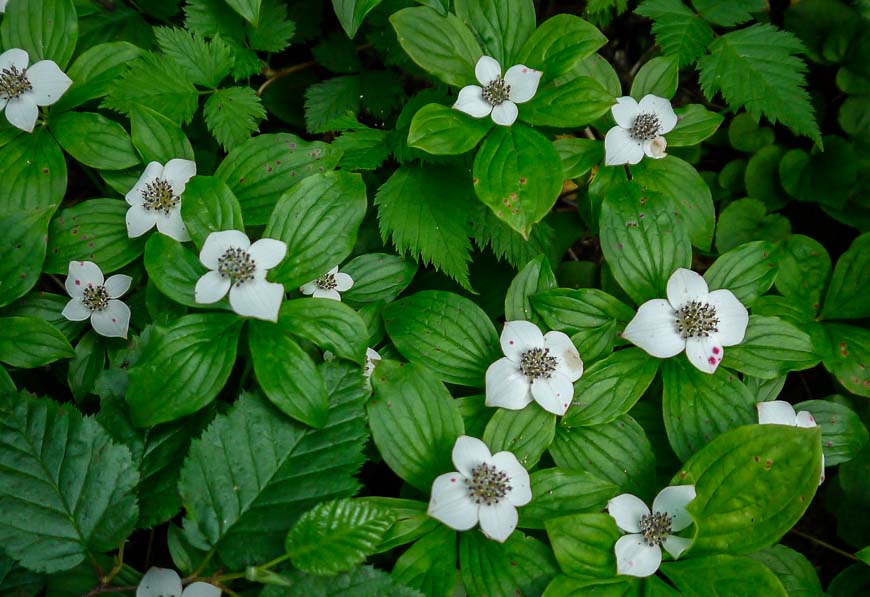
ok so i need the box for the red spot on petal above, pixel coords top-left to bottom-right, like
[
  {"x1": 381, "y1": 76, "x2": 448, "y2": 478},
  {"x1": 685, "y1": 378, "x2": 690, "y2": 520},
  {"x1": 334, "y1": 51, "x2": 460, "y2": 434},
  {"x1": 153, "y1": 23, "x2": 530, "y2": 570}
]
[
  {"x1": 112, "y1": 318, "x2": 117, "y2": 323},
  {"x1": 712, "y1": 347, "x2": 720, "y2": 355},
  {"x1": 509, "y1": 340, "x2": 514, "y2": 344},
  {"x1": 450, "y1": 477, "x2": 456, "y2": 482},
  {"x1": 708, "y1": 356, "x2": 716, "y2": 365},
  {"x1": 75, "y1": 279, "x2": 80, "y2": 285}
]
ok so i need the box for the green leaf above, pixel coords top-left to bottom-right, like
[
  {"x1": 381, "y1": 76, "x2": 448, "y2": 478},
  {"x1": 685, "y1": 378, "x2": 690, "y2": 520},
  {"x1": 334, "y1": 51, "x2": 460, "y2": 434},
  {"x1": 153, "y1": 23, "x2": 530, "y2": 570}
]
[
  {"x1": 369, "y1": 360, "x2": 464, "y2": 492},
  {"x1": 822, "y1": 232, "x2": 869, "y2": 320},
  {"x1": 821, "y1": 323, "x2": 870, "y2": 398},
  {"x1": 455, "y1": 0, "x2": 536, "y2": 66},
  {"x1": 304, "y1": 75, "x2": 361, "y2": 134},
  {"x1": 262, "y1": 565, "x2": 423, "y2": 597},
  {"x1": 340, "y1": 253, "x2": 418, "y2": 306},
  {"x1": 68, "y1": 331, "x2": 106, "y2": 401},
  {"x1": 143, "y1": 234, "x2": 210, "y2": 308},
  {"x1": 0, "y1": 392, "x2": 139, "y2": 573},
  {"x1": 697, "y1": 24, "x2": 821, "y2": 144},
  {"x1": 554, "y1": 138, "x2": 604, "y2": 180},
  {"x1": 184, "y1": 0, "x2": 246, "y2": 41},
  {"x1": 543, "y1": 576, "x2": 641, "y2": 597},
  {"x1": 521, "y1": 76, "x2": 614, "y2": 128},
  {"x1": 779, "y1": 137, "x2": 857, "y2": 209},
  {"x1": 225, "y1": 0, "x2": 262, "y2": 25},
  {"x1": 520, "y1": 469, "x2": 618, "y2": 530},
  {"x1": 714, "y1": 198, "x2": 791, "y2": 254},
  {"x1": 335, "y1": 127, "x2": 390, "y2": 170},
  {"x1": 691, "y1": 0, "x2": 766, "y2": 27},
  {"x1": 675, "y1": 424, "x2": 822, "y2": 556},
  {"x1": 130, "y1": 104, "x2": 196, "y2": 164},
  {"x1": 504, "y1": 254, "x2": 557, "y2": 327},
  {"x1": 333, "y1": 0, "x2": 382, "y2": 39},
  {"x1": 390, "y1": 6, "x2": 481, "y2": 87},
  {"x1": 249, "y1": 319, "x2": 329, "y2": 428},
  {"x1": 635, "y1": 0, "x2": 713, "y2": 67},
  {"x1": 247, "y1": 0, "x2": 296, "y2": 52},
  {"x1": 361, "y1": 498, "x2": 439, "y2": 554},
  {"x1": 265, "y1": 171, "x2": 367, "y2": 289},
  {"x1": 546, "y1": 513, "x2": 620, "y2": 578},
  {"x1": 0, "y1": 207, "x2": 52, "y2": 308},
  {"x1": 667, "y1": 104, "x2": 724, "y2": 147},
  {"x1": 775, "y1": 234, "x2": 830, "y2": 314},
  {"x1": 383, "y1": 290, "x2": 500, "y2": 387},
  {"x1": 631, "y1": 56, "x2": 679, "y2": 99},
  {"x1": 661, "y1": 554, "x2": 786, "y2": 596},
  {"x1": 180, "y1": 176, "x2": 244, "y2": 250},
  {"x1": 285, "y1": 498, "x2": 392, "y2": 575},
  {"x1": 407, "y1": 103, "x2": 492, "y2": 156},
  {"x1": 127, "y1": 313, "x2": 243, "y2": 426},
  {"x1": 517, "y1": 14, "x2": 608, "y2": 82},
  {"x1": 53, "y1": 41, "x2": 145, "y2": 112},
  {"x1": 459, "y1": 531, "x2": 559, "y2": 597},
  {"x1": 704, "y1": 240, "x2": 778, "y2": 305},
  {"x1": 0, "y1": 0, "x2": 78, "y2": 68},
  {"x1": 204, "y1": 86, "x2": 267, "y2": 151},
  {"x1": 0, "y1": 128, "x2": 66, "y2": 211},
  {"x1": 278, "y1": 298, "x2": 368, "y2": 365},
  {"x1": 0, "y1": 317, "x2": 74, "y2": 368},
  {"x1": 745, "y1": 146, "x2": 789, "y2": 211},
  {"x1": 180, "y1": 362, "x2": 369, "y2": 567},
  {"x1": 392, "y1": 526, "x2": 456, "y2": 597},
  {"x1": 483, "y1": 405, "x2": 555, "y2": 469},
  {"x1": 793, "y1": 399, "x2": 868, "y2": 467},
  {"x1": 154, "y1": 27, "x2": 233, "y2": 88},
  {"x1": 748, "y1": 545, "x2": 823, "y2": 597},
  {"x1": 728, "y1": 112, "x2": 776, "y2": 153},
  {"x1": 722, "y1": 315, "x2": 819, "y2": 379},
  {"x1": 0, "y1": 291, "x2": 84, "y2": 341}
]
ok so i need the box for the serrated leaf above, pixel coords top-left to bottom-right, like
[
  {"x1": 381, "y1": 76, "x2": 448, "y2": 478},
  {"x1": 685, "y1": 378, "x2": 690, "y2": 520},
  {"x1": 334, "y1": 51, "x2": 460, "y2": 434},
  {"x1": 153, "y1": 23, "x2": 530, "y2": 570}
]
[
  {"x1": 204, "y1": 87, "x2": 267, "y2": 151},
  {"x1": 304, "y1": 75, "x2": 361, "y2": 133},
  {"x1": 636, "y1": 0, "x2": 713, "y2": 66},
  {"x1": 0, "y1": 317, "x2": 75, "y2": 367},
  {"x1": 154, "y1": 27, "x2": 234, "y2": 88},
  {"x1": 520, "y1": 469, "x2": 618, "y2": 530},
  {"x1": 691, "y1": 0, "x2": 766, "y2": 27},
  {"x1": 471, "y1": 204, "x2": 554, "y2": 269},
  {"x1": 262, "y1": 565, "x2": 423, "y2": 597},
  {"x1": 247, "y1": 0, "x2": 296, "y2": 52},
  {"x1": 225, "y1": 0, "x2": 261, "y2": 25},
  {"x1": 334, "y1": 127, "x2": 391, "y2": 170},
  {"x1": 53, "y1": 41, "x2": 145, "y2": 112},
  {"x1": 0, "y1": 128, "x2": 66, "y2": 211},
  {"x1": 362, "y1": 497, "x2": 438, "y2": 554},
  {"x1": 185, "y1": 0, "x2": 246, "y2": 40},
  {"x1": 0, "y1": 0, "x2": 78, "y2": 69}
]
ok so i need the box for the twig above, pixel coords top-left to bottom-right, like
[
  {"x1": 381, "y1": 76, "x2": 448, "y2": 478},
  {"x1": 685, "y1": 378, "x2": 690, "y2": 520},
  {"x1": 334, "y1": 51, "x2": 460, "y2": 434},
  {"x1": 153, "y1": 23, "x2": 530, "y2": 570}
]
[
  {"x1": 255, "y1": 43, "x2": 373, "y2": 97},
  {"x1": 789, "y1": 528, "x2": 861, "y2": 562}
]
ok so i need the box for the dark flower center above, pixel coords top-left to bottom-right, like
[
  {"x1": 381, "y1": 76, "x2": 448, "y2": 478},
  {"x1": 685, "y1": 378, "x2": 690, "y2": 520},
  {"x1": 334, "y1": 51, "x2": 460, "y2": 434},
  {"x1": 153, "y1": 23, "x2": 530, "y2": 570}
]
[
  {"x1": 141, "y1": 178, "x2": 180, "y2": 215},
  {"x1": 82, "y1": 285, "x2": 110, "y2": 312},
  {"x1": 218, "y1": 247, "x2": 257, "y2": 286},
  {"x1": 630, "y1": 112, "x2": 661, "y2": 141},
  {"x1": 315, "y1": 273, "x2": 338, "y2": 290},
  {"x1": 675, "y1": 301, "x2": 719, "y2": 339},
  {"x1": 482, "y1": 78, "x2": 511, "y2": 106},
  {"x1": 520, "y1": 347, "x2": 557, "y2": 379},
  {"x1": 639, "y1": 511, "x2": 672, "y2": 547},
  {"x1": 466, "y1": 462, "x2": 512, "y2": 506},
  {"x1": 0, "y1": 65, "x2": 32, "y2": 101}
]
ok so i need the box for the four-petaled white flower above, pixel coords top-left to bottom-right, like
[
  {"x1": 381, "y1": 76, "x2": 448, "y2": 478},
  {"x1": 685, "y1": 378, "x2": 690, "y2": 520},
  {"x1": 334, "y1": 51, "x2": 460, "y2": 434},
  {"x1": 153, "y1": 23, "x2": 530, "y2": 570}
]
[
  {"x1": 453, "y1": 56, "x2": 542, "y2": 127},
  {"x1": 194, "y1": 230, "x2": 288, "y2": 322},
  {"x1": 485, "y1": 320, "x2": 583, "y2": 416},
  {"x1": 758, "y1": 400, "x2": 825, "y2": 485},
  {"x1": 136, "y1": 567, "x2": 220, "y2": 597},
  {"x1": 622, "y1": 268, "x2": 748, "y2": 374},
  {"x1": 300, "y1": 266, "x2": 353, "y2": 301},
  {"x1": 428, "y1": 435, "x2": 531, "y2": 543},
  {"x1": 607, "y1": 486, "x2": 696, "y2": 578},
  {"x1": 605, "y1": 94, "x2": 678, "y2": 166},
  {"x1": 125, "y1": 159, "x2": 196, "y2": 242},
  {"x1": 0, "y1": 48, "x2": 72, "y2": 132},
  {"x1": 61, "y1": 261, "x2": 131, "y2": 338},
  {"x1": 363, "y1": 347, "x2": 381, "y2": 379}
]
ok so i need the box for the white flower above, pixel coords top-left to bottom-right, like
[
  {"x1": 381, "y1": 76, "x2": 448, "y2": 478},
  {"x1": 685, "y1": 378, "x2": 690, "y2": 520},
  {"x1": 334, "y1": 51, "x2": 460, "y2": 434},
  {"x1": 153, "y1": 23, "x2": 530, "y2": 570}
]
[
  {"x1": 363, "y1": 347, "x2": 381, "y2": 379},
  {"x1": 757, "y1": 400, "x2": 825, "y2": 485},
  {"x1": 622, "y1": 268, "x2": 748, "y2": 375},
  {"x1": 136, "y1": 567, "x2": 220, "y2": 597},
  {"x1": 61, "y1": 261, "x2": 131, "y2": 338},
  {"x1": 453, "y1": 56, "x2": 542, "y2": 127},
  {"x1": 299, "y1": 266, "x2": 353, "y2": 301},
  {"x1": 605, "y1": 94, "x2": 678, "y2": 166},
  {"x1": 125, "y1": 159, "x2": 196, "y2": 242},
  {"x1": 428, "y1": 435, "x2": 531, "y2": 543},
  {"x1": 0, "y1": 48, "x2": 72, "y2": 133},
  {"x1": 485, "y1": 320, "x2": 583, "y2": 416},
  {"x1": 607, "y1": 486, "x2": 696, "y2": 578},
  {"x1": 194, "y1": 230, "x2": 287, "y2": 322},
  {"x1": 0, "y1": 1, "x2": 7, "y2": 13}
]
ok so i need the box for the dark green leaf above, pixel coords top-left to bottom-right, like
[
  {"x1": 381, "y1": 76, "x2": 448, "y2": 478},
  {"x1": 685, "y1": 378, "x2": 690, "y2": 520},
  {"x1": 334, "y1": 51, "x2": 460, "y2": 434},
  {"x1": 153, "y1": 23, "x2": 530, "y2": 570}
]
[
  {"x1": 522, "y1": 76, "x2": 614, "y2": 128},
  {"x1": 0, "y1": 0, "x2": 78, "y2": 68},
  {"x1": 53, "y1": 41, "x2": 145, "y2": 112},
  {"x1": 775, "y1": 234, "x2": 830, "y2": 314},
  {"x1": 723, "y1": 315, "x2": 819, "y2": 379},
  {"x1": 333, "y1": 0, "x2": 382, "y2": 39},
  {"x1": 794, "y1": 399, "x2": 868, "y2": 467},
  {"x1": 517, "y1": 14, "x2": 608, "y2": 82},
  {"x1": 504, "y1": 255, "x2": 557, "y2": 326},
  {"x1": 180, "y1": 176, "x2": 245, "y2": 250},
  {"x1": 154, "y1": 27, "x2": 233, "y2": 88},
  {"x1": 0, "y1": 207, "x2": 52, "y2": 308},
  {"x1": 247, "y1": 0, "x2": 296, "y2": 52},
  {"x1": 407, "y1": 103, "x2": 492, "y2": 155},
  {"x1": 0, "y1": 128, "x2": 66, "y2": 211},
  {"x1": 459, "y1": 531, "x2": 559, "y2": 597},
  {"x1": 822, "y1": 232, "x2": 869, "y2": 320},
  {"x1": 392, "y1": 526, "x2": 456, "y2": 597},
  {"x1": 68, "y1": 331, "x2": 105, "y2": 401},
  {"x1": 748, "y1": 545, "x2": 823, "y2": 597},
  {"x1": 204, "y1": 86, "x2": 267, "y2": 151},
  {"x1": 821, "y1": 323, "x2": 870, "y2": 398},
  {"x1": 483, "y1": 405, "x2": 555, "y2": 469},
  {"x1": 553, "y1": 138, "x2": 604, "y2": 180},
  {"x1": 130, "y1": 104, "x2": 195, "y2": 164},
  {"x1": 714, "y1": 198, "x2": 790, "y2": 254},
  {"x1": 0, "y1": 317, "x2": 74, "y2": 368},
  {"x1": 225, "y1": 0, "x2": 262, "y2": 25},
  {"x1": 520, "y1": 469, "x2": 618, "y2": 530},
  {"x1": 340, "y1": 253, "x2": 418, "y2": 306},
  {"x1": 262, "y1": 565, "x2": 423, "y2": 597},
  {"x1": 661, "y1": 554, "x2": 786, "y2": 596},
  {"x1": 546, "y1": 513, "x2": 620, "y2": 578},
  {"x1": 278, "y1": 298, "x2": 368, "y2": 365},
  {"x1": 630, "y1": 56, "x2": 679, "y2": 99},
  {"x1": 143, "y1": 234, "x2": 212, "y2": 308},
  {"x1": 691, "y1": 0, "x2": 766, "y2": 27},
  {"x1": 455, "y1": 0, "x2": 536, "y2": 66},
  {"x1": 636, "y1": 0, "x2": 713, "y2": 67},
  {"x1": 668, "y1": 104, "x2": 725, "y2": 147},
  {"x1": 704, "y1": 240, "x2": 778, "y2": 305}
]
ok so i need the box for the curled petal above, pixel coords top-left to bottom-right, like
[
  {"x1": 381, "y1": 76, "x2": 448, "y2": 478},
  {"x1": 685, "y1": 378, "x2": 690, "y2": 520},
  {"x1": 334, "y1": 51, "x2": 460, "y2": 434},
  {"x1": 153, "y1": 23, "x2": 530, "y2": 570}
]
[
  {"x1": 607, "y1": 493, "x2": 649, "y2": 533},
  {"x1": 638, "y1": 94, "x2": 678, "y2": 134},
  {"x1": 90, "y1": 300, "x2": 130, "y2": 338},
  {"x1": 622, "y1": 299, "x2": 685, "y2": 359},
  {"x1": 652, "y1": 485, "x2": 696, "y2": 532},
  {"x1": 162, "y1": 158, "x2": 196, "y2": 195},
  {"x1": 5, "y1": 96, "x2": 38, "y2": 132},
  {"x1": 61, "y1": 298, "x2": 91, "y2": 322},
  {"x1": 475, "y1": 55, "x2": 502, "y2": 85},
  {"x1": 705, "y1": 289, "x2": 748, "y2": 347},
  {"x1": 604, "y1": 125, "x2": 644, "y2": 166},
  {"x1": 757, "y1": 400, "x2": 797, "y2": 426},
  {"x1": 662, "y1": 535, "x2": 692, "y2": 560},
  {"x1": 478, "y1": 499, "x2": 518, "y2": 543},
  {"x1": 137, "y1": 567, "x2": 182, "y2": 597},
  {"x1": 104, "y1": 274, "x2": 132, "y2": 299},
  {"x1": 313, "y1": 288, "x2": 342, "y2": 301},
  {"x1": 199, "y1": 230, "x2": 250, "y2": 269},
  {"x1": 492, "y1": 451, "x2": 531, "y2": 506},
  {"x1": 611, "y1": 96, "x2": 639, "y2": 129},
  {"x1": 194, "y1": 270, "x2": 231, "y2": 304},
  {"x1": 428, "y1": 472, "x2": 479, "y2": 531},
  {"x1": 453, "y1": 85, "x2": 492, "y2": 118},
  {"x1": 795, "y1": 410, "x2": 817, "y2": 429},
  {"x1": 490, "y1": 100, "x2": 518, "y2": 126},
  {"x1": 614, "y1": 534, "x2": 662, "y2": 577},
  {"x1": 544, "y1": 331, "x2": 583, "y2": 382},
  {"x1": 485, "y1": 358, "x2": 532, "y2": 411},
  {"x1": 504, "y1": 64, "x2": 542, "y2": 104},
  {"x1": 530, "y1": 373, "x2": 574, "y2": 416},
  {"x1": 25, "y1": 60, "x2": 72, "y2": 106},
  {"x1": 666, "y1": 268, "x2": 709, "y2": 309},
  {"x1": 684, "y1": 335, "x2": 723, "y2": 374},
  {"x1": 248, "y1": 238, "x2": 288, "y2": 271},
  {"x1": 229, "y1": 279, "x2": 284, "y2": 321},
  {"x1": 643, "y1": 136, "x2": 668, "y2": 159},
  {"x1": 500, "y1": 320, "x2": 544, "y2": 361},
  {"x1": 452, "y1": 435, "x2": 492, "y2": 478}
]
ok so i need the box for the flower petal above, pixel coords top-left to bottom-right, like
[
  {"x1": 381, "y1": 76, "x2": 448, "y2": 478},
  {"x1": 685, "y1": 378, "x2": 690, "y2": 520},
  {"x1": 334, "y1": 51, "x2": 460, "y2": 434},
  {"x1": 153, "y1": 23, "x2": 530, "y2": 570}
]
[
  {"x1": 490, "y1": 101, "x2": 518, "y2": 126},
  {"x1": 61, "y1": 298, "x2": 91, "y2": 321},
  {"x1": 67, "y1": 260, "x2": 104, "y2": 291},
  {"x1": 500, "y1": 320, "x2": 544, "y2": 361},
  {"x1": 485, "y1": 357, "x2": 532, "y2": 411},
  {"x1": 155, "y1": 208, "x2": 191, "y2": 242},
  {"x1": 795, "y1": 410, "x2": 817, "y2": 428},
  {"x1": 313, "y1": 288, "x2": 341, "y2": 301},
  {"x1": 364, "y1": 347, "x2": 381, "y2": 378},
  {"x1": 607, "y1": 493, "x2": 649, "y2": 533},
  {"x1": 543, "y1": 331, "x2": 584, "y2": 382},
  {"x1": 705, "y1": 289, "x2": 748, "y2": 347},
  {"x1": 333, "y1": 272, "x2": 354, "y2": 292},
  {"x1": 478, "y1": 499, "x2": 519, "y2": 543},
  {"x1": 652, "y1": 485, "x2": 696, "y2": 532},
  {"x1": 622, "y1": 299, "x2": 685, "y2": 358},
  {"x1": 452, "y1": 435, "x2": 493, "y2": 478},
  {"x1": 136, "y1": 567, "x2": 182, "y2": 597},
  {"x1": 644, "y1": 136, "x2": 668, "y2": 159},
  {"x1": 194, "y1": 270, "x2": 230, "y2": 304},
  {"x1": 199, "y1": 230, "x2": 250, "y2": 269},
  {"x1": 248, "y1": 238, "x2": 288, "y2": 271},
  {"x1": 299, "y1": 281, "x2": 317, "y2": 295},
  {"x1": 428, "y1": 472, "x2": 479, "y2": 531},
  {"x1": 229, "y1": 279, "x2": 284, "y2": 321},
  {"x1": 125, "y1": 162, "x2": 164, "y2": 205},
  {"x1": 615, "y1": 535, "x2": 662, "y2": 577},
  {"x1": 662, "y1": 535, "x2": 692, "y2": 559},
  {"x1": 161, "y1": 158, "x2": 196, "y2": 195},
  {"x1": 611, "y1": 96, "x2": 639, "y2": 129},
  {"x1": 475, "y1": 55, "x2": 502, "y2": 85},
  {"x1": 181, "y1": 582, "x2": 221, "y2": 597},
  {"x1": 5, "y1": 96, "x2": 38, "y2": 132},
  {"x1": 104, "y1": 274, "x2": 132, "y2": 298},
  {"x1": 25, "y1": 60, "x2": 72, "y2": 106},
  {"x1": 757, "y1": 400, "x2": 797, "y2": 426},
  {"x1": 90, "y1": 300, "x2": 130, "y2": 338},
  {"x1": 666, "y1": 268, "x2": 709, "y2": 308},
  {"x1": 0, "y1": 48, "x2": 29, "y2": 72},
  {"x1": 530, "y1": 373, "x2": 574, "y2": 416},
  {"x1": 126, "y1": 203, "x2": 157, "y2": 238},
  {"x1": 492, "y1": 451, "x2": 531, "y2": 506},
  {"x1": 453, "y1": 85, "x2": 492, "y2": 118},
  {"x1": 604, "y1": 125, "x2": 644, "y2": 166},
  {"x1": 504, "y1": 64, "x2": 542, "y2": 103},
  {"x1": 684, "y1": 335, "x2": 723, "y2": 374},
  {"x1": 638, "y1": 94, "x2": 678, "y2": 134}
]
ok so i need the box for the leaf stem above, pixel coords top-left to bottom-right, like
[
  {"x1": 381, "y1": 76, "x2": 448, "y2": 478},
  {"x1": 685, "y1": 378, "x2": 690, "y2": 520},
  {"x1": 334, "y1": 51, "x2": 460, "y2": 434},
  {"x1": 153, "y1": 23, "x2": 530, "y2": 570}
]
[{"x1": 788, "y1": 528, "x2": 861, "y2": 562}]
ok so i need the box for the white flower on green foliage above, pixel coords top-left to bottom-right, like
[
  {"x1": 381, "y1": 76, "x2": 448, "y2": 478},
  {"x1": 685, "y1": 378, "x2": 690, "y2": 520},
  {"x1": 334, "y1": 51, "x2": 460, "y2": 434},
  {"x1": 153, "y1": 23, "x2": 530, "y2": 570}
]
[
  {"x1": 605, "y1": 94, "x2": 677, "y2": 165},
  {"x1": 607, "y1": 486, "x2": 696, "y2": 577},
  {"x1": 453, "y1": 56, "x2": 542, "y2": 127},
  {"x1": 0, "y1": 1, "x2": 7, "y2": 13},
  {"x1": 428, "y1": 435, "x2": 531, "y2": 543},
  {"x1": 300, "y1": 265, "x2": 353, "y2": 301},
  {"x1": 757, "y1": 400, "x2": 825, "y2": 485},
  {"x1": 485, "y1": 320, "x2": 583, "y2": 416},
  {"x1": 61, "y1": 261, "x2": 131, "y2": 339},
  {"x1": 622, "y1": 268, "x2": 748, "y2": 375},
  {"x1": 0, "y1": 48, "x2": 72, "y2": 132},
  {"x1": 363, "y1": 347, "x2": 381, "y2": 379},
  {"x1": 194, "y1": 230, "x2": 287, "y2": 322},
  {"x1": 136, "y1": 567, "x2": 220, "y2": 597},
  {"x1": 125, "y1": 159, "x2": 196, "y2": 242}
]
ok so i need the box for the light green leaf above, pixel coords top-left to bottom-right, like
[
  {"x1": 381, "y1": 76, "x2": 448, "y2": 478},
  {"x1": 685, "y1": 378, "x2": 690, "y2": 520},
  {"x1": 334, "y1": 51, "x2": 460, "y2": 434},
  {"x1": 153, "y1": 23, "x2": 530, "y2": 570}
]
[
  {"x1": 543, "y1": 576, "x2": 641, "y2": 597},
  {"x1": 520, "y1": 469, "x2": 618, "y2": 530},
  {"x1": 723, "y1": 315, "x2": 819, "y2": 379},
  {"x1": 0, "y1": 317, "x2": 74, "y2": 368},
  {"x1": 407, "y1": 103, "x2": 492, "y2": 155},
  {"x1": 546, "y1": 513, "x2": 620, "y2": 578},
  {"x1": 460, "y1": 531, "x2": 559, "y2": 597},
  {"x1": 0, "y1": 291, "x2": 85, "y2": 341},
  {"x1": 455, "y1": 0, "x2": 536, "y2": 66},
  {"x1": 180, "y1": 176, "x2": 244, "y2": 250},
  {"x1": 553, "y1": 138, "x2": 604, "y2": 180},
  {"x1": 504, "y1": 254, "x2": 557, "y2": 326},
  {"x1": 130, "y1": 104, "x2": 195, "y2": 164},
  {"x1": 53, "y1": 41, "x2": 145, "y2": 113},
  {"x1": 0, "y1": 207, "x2": 53, "y2": 308},
  {"x1": 631, "y1": 56, "x2": 679, "y2": 99},
  {"x1": 332, "y1": 0, "x2": 382, "y2": 39},
  {"x1": 392, "y1": 526, "x2": 456, "y2": 597},
  {"x1": 204, "y1": 86, "x2": 267, "y2": 151},
  {"x1": 0, "y1": 128, "x2": 66, "y2": 211},
  {"x1": 154, "y1": 27, "x2": 234, "y2": 88},
  {"x1": 361, "y1": 498, "x2": 438, "y2": 554},
  {"x1": 50, "y1": 111, "x2": 139, "y2": 170},
  {"x1": 636, "y1": 0, "x2": 713, "y2": 67},
  {"x1": 704, "y1": 240, "x2": 778, "y2": 305},
  {"x1": 661, "y1": 554, "x2": 786, "y2": 596},
  {"x1": 821, "y1": 232, "x2": 869, "y2": 320},
  {"x1": 667, "y1": 104, "x2": 724, "y2": 147},
  {"x1": 521, "y1": 76, "x2": 614, "y2": 128},
  {"x1": 340, "y1": 253, "x2": 418, "y2": 306},
  {"x1": 483, "y1": 405, "x2": 555, "y2": 469},
  {"x1": 143, "y1": 234, "x2": 212, "y2": 308},
  {"x1": 247, "y1": 0, "x2": 296, "y2": 52},
  {"x1": 278, "y1": 298, "x2": 368, "y2": 365},
  {"x1": 0, "y1": 0, "x2": 78, "y2": 68},
  {"x1": 517, "y1": 14, "x2": 608, "y2": 82},
  {"x1": 225, "y1": 0, "x2": 261, "y2": 25}
]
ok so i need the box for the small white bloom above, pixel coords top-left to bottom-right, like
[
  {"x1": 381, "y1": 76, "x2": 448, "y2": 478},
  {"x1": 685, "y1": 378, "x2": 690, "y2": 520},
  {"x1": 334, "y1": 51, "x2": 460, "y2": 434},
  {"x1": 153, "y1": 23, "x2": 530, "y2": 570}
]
[
  {"x1": 125, "y1": 159, "x2": 196, "y2": 242},
  {"x1": 61, "y1": 261, "x2": 131, "y2": 339},
  {"x1": 607, "y1": 485, "x2": 696, "y2": 577},
  {"x1": 428, "y1": 435, "x2": 531, "y2": 543},
  {"x1": 453, "y1": 55, "x2": 542, "y2": 127},
  {"x1": 299, "y1": 266, "x2": 353, "y2": 301},
  {"x1": 136, "y1": 567, "x2": 220, "y2": 597},
  {"x1": 0, "y1": 48, "x2": 72, "y2": 132},
  {"x1": 605, "y1": 94, "x2": 678, "y2": 166},
  {"x1": 757, "y1": 400, "x2": 825, "y2": 485},
  {"x1": 363, "y1": 347, "x2": 381, "y2": 379},
  {"x1": 194, "y1": 230, "x2": 287, "y2": 322},
  {"x1": 622, "y1": 268, "x2": 748, "y2": 375},
  {"x1": 485, "y1": 320, "x2": 583, "y2": 416},
  {"x1": 0, "y1": 1, "x2": 7, "y2": 13}
]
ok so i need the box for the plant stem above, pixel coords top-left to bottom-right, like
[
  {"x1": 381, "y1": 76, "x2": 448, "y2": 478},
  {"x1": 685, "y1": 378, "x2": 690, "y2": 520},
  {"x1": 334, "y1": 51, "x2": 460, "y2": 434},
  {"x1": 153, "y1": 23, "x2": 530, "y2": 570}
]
[
  {"x1": 789, "y1": 528, "x2": 861, "y2": 562},
  {"x1": 255, "y1": 43, "x2": 373, "y2": 97}
]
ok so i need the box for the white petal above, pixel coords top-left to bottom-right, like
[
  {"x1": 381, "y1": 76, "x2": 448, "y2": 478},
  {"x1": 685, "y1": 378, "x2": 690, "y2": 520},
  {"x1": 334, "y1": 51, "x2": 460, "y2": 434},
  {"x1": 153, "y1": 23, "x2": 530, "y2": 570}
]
[
  {"x1": 500, "y1": 320, "x2": 544, "y2": 361},
  {"x1": 504, "y1": 65, "x2": 542, "y2": 103},
  {"x1": 155, "y1": 208, "x2": 191, "y2": 242},
  {"x1": 199, "y1": 230, "x2": 250, "y2": 269},
  {"x1": 795, "y1": 410, "x2": 817, "y2": 429},
  {"x1": 652, "y1": 485, "x2": 696, "y2": 532},
  {"x1": 453, "y1": 85, "x2": 492, "y2": 118},
  {"x1": 161, "y1": 158, "x2": 196, "y2": 195},
  {"x1": 757, "y1": 400, "x2": 797, "y2": 426},
  {"x1": 364, "y1": 347, "x2": 381, "y2": 378},
  {"x1": 705, "y1": 289, "x2": 748, "y2": 347},
  {"x1": 543, "y1": 331, "x2": 583, "y2": 382},
  {"x1": 104, "y1": 274, "x2": 132, "y2": 298},
  {"x1": 181, "y1": 582, "x2": 221, "y2": 597},
  {"x1": 248, "y1": 238, "x2": 288, "y2": 270},
  {"x1": 607, "y1": 494, "x2": 649, "y2": 533},
  {"x1": 622, "y1": 299, "x2": 685, "y2": 358},
  {"x1": 492, "y1": 451, "x2": 531, "y2": 506},
  {"x1": 0, "y1": 48, "x2": 29, "y2": 72},
  {"x1": 644, "y1": 136, "x2": 668, "y2": 159},
  {"x1": 194, "y1": 270, "x2": 231, "y2": 304},
  {"x1": 819, "y1": 453, "x2": 826, "y2": 485},
  {"x1": 333, "y1": 272, "x2": 354, "y2": 292},
  {"x1": 662, "y1": 535, "x2": 692, "y2": 559},
  {"x1": 67, "y1": 260, "x2": 104, "y2": 292},
  {"x1": 611, "y1": 96, "x2": 639, "y2": 129},
  {"x1": 61, "y1": 298, "x2": 91, "y2": 321},
  {"x1": 490, "y1": 101, "x2": 518, "y2": 126},
  {"x1": 5, "y1": 97, "x2": 38, "y2": 132},
  {"x1": 25, "y1": 60, "x2": 72, "y2": 106},
  {"x1": 614, "y1": 535, "x2": 662, "y2": 578},
  {"x1": 452, "y1": 435, "x2": 493, "y2": 478},
  {"x1": 666, "y1": 268, "x2": 709, "y2": 308},
  {"x1": 299, "y1": 281, "x2": 317, "y2": 295},
  {"x1": 604, "y1": 126, "x2": 644, "y2": 166},
  {"x1": 478, "y1": 499, "x2": 518, "y2": 543},
  {"x1": 125, "y1": 162, "x2": 164, "y2": 205},
  {"x1": 327, "y1": 266, "x2": 339, "y2": 275},
  {"x1": 126, "y1": 203, "x2": 157, "y2": 238},
  {"x1": 90, "y1": 300, "x2": 130, "y2": 339},
  {"x1": 475, "y1": 55, "x2": 502, "y2": 85},
  {"x1": 428, "y1": 472, "x2": 479, "y2": 531},
  {"x1": 137, "y1": 567, "x2": 182, "y2": 597},
  {"x1": 485, "y1": 358, "x2": 533, "y2": 410},
  {"x1": 229, "y1": 279, "x2": 284, "y2": 321},
  {"x1": 313, "y1": 288, "x2": 341, "y2": 301},
  {"x1": 684, "y1": 335, "x2": 723, "y2": 374},
  {"x1": 530, "y1": 373, "x2": 574, "y2": 416},
  {"x1": 638, "y1": 94, "x2": 678, "y2": 134}
]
